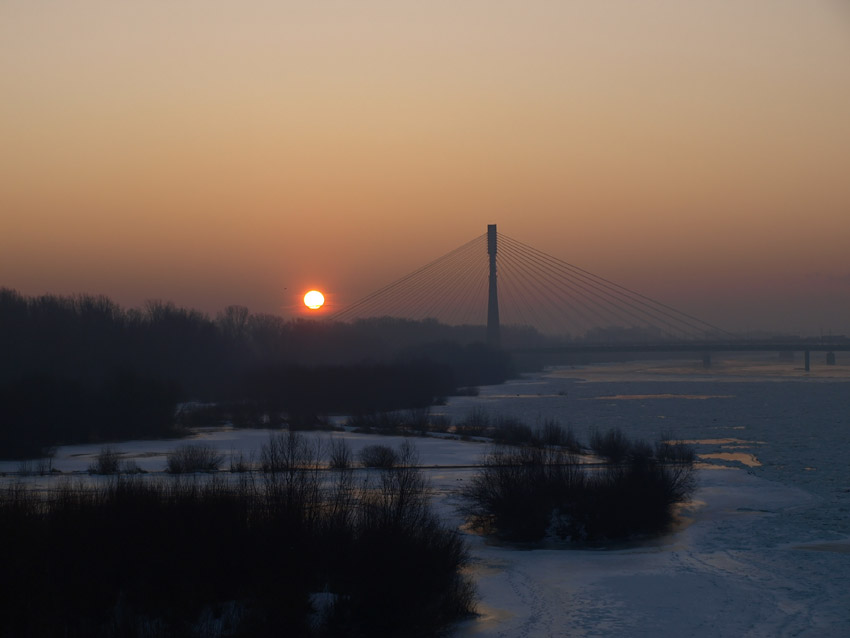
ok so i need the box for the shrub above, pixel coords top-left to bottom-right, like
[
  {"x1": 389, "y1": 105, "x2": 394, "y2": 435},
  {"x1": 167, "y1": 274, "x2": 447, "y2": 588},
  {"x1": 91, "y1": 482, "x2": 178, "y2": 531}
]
[
  {"x1": 17, "y1": 449, "x2": 57, "y2": 476},
  {"x1": 358, "y1": 444, "x2": 398, "y2": 468},
  {"x1": 375, "y1": 411, "x2": 405, "y2": 432},
  {"x1": 328, "y1": 438, "x2": 352, "y2": 470},
  {"x1": 121, "y1": 459, "x2": 145, "y2": 474},
  {"x1": 536, "y1": 419, "x2": 582, "y2": 453},
  {"x1": 492, "y1": 416, "x2": 534, "y2": 445},
  {"x1": 258, "y1": 431, "x2": 323, "y2": 529},
  {"x1": 656, "y1": 434, "x2": 697, "y2": 465},
  {"x1": 589, "y1": 427, "x2": 631, "y2": 463},
  {"x1": 165, "y1": 443, "x2": 223, "y2": 473},
  {"x1": 465, "y1": 433, "x2": 696, "y2": 543},
  {"x1": 566, "y1": 456, "x2": 696, "y2": 541},
  {"x1": 326, "y1": 441, "x2": 475, "y2": 634},
  {"x1": 463, "y1": 446, "x2": 583, "y2": 541},
  {"x1": 174, "y1": 403, "x2": 232, "y2": 428},
  {"x1": 0, "y1": 449, "x2": 474, "y2": 637},
  {"x1": 455, "y1": 407, "x2": 491, "y2": 437},
  {"x1": 259, "y1": 430, "x2": 318, "y2": 474},
  {"x1": 345, "y1": 411, "x2": 404, "y2": 433},
  {"x1": 537, "y1": 418, "x2": 564, "y2": 446},
  {"x1": 629, "y1": 439, "x2": 654, "y2": 464},
  {"x1": 87, "y1": 445, "x2": 121, "y2": 475},
  {"x1": 404, "y1": 406, "x2": 431, "y2": 432},
  {"x1": 429, "y1": 414, "x2": 452, "y2": 433},
  {"x1": 360, "y1": 442, "x2": 426, "y2": 528},
  {"x1": 229, "y1": 450, "x2": 253, "y2": 473},
  {"x1": 15, "y1": 460, "x2": 35, "y2": 476},
  {"x1": 286, "y1": 410, "x2": 334, "y2": 431}
]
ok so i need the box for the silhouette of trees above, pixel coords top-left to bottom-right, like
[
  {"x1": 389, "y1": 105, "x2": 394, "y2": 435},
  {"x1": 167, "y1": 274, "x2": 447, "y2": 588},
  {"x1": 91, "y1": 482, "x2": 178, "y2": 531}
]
[
  {"x1": 399, "y1": 340, "x2": 515, "y2": 386},
  {"x1": 0, "y1": 371, "x2": 179, "y2": 458},
  {"x1": 0, "y1": 288, "x2": 523, "y2": 457},
  {"x1": 464, "y1": 432, "x2": 696, "y2": 542},
  {"x1": 240, "y1": 359, "x2": 455, "y2": 425},
  {"x1": 0, "y1": 444, "x2": 474, "y2": 636}
]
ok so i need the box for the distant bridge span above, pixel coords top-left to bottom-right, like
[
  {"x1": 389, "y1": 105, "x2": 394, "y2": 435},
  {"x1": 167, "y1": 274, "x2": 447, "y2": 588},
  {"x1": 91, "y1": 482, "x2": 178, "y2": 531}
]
[
  {"x1": 513, "y1": 342, "x2": 850, "y2": 371},
  {"x1": 332, "y1": 224, "x2": 733, "y2": 342},
  {"x1": 333, "y1": 225, "x2": 845, "y2": 362}
]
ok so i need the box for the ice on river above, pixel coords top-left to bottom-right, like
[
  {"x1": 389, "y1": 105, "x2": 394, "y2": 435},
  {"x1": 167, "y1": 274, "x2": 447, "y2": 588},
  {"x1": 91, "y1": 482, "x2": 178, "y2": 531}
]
[
  {"x1": 3, "y1": 355, "x2": 849, "y2": 636},
  {"x1": 446, "y1": 357, "x2": 850, "y2": 637}
]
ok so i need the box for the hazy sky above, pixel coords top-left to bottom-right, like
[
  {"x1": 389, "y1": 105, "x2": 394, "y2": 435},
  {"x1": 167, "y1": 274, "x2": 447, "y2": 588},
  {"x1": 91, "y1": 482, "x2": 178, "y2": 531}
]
[{"x1": 2, "y1": 1, "x2": 849, "y2": 334}]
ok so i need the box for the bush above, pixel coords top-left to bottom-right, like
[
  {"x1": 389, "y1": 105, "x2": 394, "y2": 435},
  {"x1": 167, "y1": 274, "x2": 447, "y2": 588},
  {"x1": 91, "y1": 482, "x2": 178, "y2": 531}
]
[
  {"x1": 165, "y1": 443, "x2": 223, "y2": 473},
  {"x1": 16, "y1": 449, "x2": 56, "y2": 476},
  {"x1": 358, "y1": 444, "x2": 399, "y2": 468},
  {"x1": 0, "y1": 373, "x2": 178, "y2": 459},
  {"x1": 455, "y1": 407, "x2": 491, "y2": 437},
  {"x1": 328, "y1": 438, "x2": 352, "y2": 470},
  {"x1": 629, "y1": 438, "x2": 654, "y2": 464},
  {"x1": 0, "y1": 447, "x2": 474, "y2": 637},
  {"x1": 87, "y1": 445, "x2": 121, "y2": 475},
  {"x1": 429, "y1": 414, "x2": 452, "y2": 433},
  {"x1": 536, "y1": 419, "x2": 582, "y2": 453},
  {"x1": 656, "y1": 433, "x2": 697, "y2": 465},
  {"x1": 565, "y1": 457, "x2": 696, "y2": 541},
  {"x1": 121, "y1": 459, "x2": 145, "y2": 474},
  {"x1": 345, "y1": 411, "x2": 404, "y2": 433},
  {"x1": 589, "y1": 427, "x2": 632, "y2": 463},
  {"x1": 326, "y1": 440, "x2": 475, "y2": 634},
  {"x1": 404, "y1": 406, "x2": 431, "y2": 432},
  {"x1": 463, "y1": 446, "x2": 583, "y2": 541},
  {"x1": 492, "y1": 416, "x2": 534, "y2": 445},
  {"x1": 229, "y1": 450, "x2": 253, "y2": 473},
  {"x1": 259, "y1": 430, "x2": 319, "y2": 474},
  {"x1": 465, "y1": 433, "x2": 696, "y2": 543}
]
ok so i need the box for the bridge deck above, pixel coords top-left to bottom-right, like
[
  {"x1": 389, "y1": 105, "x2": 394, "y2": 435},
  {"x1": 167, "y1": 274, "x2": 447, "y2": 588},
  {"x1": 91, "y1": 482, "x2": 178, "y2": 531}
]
[{"x1": 515, "y1": 342, "x2": 850, "y2": 355}]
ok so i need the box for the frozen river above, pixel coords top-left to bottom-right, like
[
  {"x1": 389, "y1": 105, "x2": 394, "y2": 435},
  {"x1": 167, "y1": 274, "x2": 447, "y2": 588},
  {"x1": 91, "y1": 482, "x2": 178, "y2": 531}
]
[
  {"x1": 3, "y1": 355, "x2": 849, "y2": 636},
  {"x1": 444, "y1": 357, "x2": 850, "y2": 637}
]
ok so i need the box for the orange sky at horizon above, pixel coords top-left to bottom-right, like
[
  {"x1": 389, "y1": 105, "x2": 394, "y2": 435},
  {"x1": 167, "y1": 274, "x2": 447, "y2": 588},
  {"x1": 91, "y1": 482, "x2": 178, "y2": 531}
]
[{"x1": 2, "y1": 1, "x2": 849, "y2": 334}]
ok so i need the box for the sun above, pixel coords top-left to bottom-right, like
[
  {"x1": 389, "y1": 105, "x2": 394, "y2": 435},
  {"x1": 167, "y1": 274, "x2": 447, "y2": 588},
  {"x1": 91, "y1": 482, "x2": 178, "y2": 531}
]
[{"x1": 303, "y1": 290, "x2": 325, "y2": 310}]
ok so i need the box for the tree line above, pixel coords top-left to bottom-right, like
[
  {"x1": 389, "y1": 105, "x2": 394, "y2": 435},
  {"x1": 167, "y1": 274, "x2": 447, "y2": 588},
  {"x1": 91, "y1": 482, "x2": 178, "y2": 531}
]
[
  {"x1": 0, "y1": 436, "x2": 474, "y2": 637},
  {"x1": 0, "y1": 288, "x2": 517, "y2": 457}
]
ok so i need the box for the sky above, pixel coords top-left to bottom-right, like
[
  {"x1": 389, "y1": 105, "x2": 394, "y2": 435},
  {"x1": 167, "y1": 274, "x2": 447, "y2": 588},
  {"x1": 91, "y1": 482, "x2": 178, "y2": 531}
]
[{"x1": 2, "y1": 1, "x2": 849, "y2": 335}]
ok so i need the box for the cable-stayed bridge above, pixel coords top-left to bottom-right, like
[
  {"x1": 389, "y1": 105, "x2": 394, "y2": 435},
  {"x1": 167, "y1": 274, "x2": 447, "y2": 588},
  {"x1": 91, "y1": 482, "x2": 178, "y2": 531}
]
[
  {"x1": 331, "y1": 225, "x2": 848, "y2": 370},
  {"x1": 332, "y1": 225, "x2": 728, "y2": 340}
]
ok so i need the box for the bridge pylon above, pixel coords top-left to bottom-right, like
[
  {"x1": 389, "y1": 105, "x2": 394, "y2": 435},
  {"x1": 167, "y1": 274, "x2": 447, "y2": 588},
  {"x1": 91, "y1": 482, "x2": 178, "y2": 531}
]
[{"x1": 487, "y1": 224, "x2": 500, "y2": 348}]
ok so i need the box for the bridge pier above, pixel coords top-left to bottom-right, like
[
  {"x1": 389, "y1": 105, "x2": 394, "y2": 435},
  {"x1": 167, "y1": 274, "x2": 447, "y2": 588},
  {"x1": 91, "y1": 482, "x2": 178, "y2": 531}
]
[
  {"x1": 486, "y1": 224, "x2": 500, "y2": 348},
  {"x1": 804, "y1": 350, "x2": 810, "y2": 372},
  {"x1": 827, "y1": 351, "x2": 836, "y2": 365}
]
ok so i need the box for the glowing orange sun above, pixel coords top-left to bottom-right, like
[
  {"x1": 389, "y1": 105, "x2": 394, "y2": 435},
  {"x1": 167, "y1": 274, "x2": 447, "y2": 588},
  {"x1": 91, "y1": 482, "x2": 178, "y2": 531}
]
[{"x1": 303, "y1": 290, "x2": 325, "y2": 310}]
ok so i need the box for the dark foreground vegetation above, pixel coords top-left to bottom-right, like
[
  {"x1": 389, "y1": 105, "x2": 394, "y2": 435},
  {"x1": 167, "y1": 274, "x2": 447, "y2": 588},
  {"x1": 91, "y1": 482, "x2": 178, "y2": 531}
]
[
  {"x1": 464, "y1": 428, "x2": 696, "y2": 543},
  {"x1": 0, "y1": 435, "x2": 474, "y2": 638},
  {"x1": 0, "y1": 288, "x2": 520, "y2": 458}
]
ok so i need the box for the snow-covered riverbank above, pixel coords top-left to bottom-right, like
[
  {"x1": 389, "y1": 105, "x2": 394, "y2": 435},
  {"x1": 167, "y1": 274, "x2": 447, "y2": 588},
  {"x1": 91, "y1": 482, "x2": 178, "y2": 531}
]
[
  {"x1": 447, "y1": 357, "x2": 850, "y2": 637},
  {"x1": 3, "y1": 356, "x2": 849, "y2": 636},
  {"x1": 453, "y1": 467, "x2": 848, "y2": 637}
]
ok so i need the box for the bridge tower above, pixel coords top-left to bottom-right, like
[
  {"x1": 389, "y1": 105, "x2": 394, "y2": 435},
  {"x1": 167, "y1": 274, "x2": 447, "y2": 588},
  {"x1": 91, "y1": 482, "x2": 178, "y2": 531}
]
[{"x1": 487, "y1": 224, "x2": 501, "y2": 348}]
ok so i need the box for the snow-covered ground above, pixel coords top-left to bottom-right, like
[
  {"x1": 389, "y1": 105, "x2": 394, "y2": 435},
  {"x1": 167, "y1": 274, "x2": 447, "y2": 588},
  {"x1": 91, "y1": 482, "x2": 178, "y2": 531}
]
[
  {"x1": 452, "y1": 468, "x2": 847, "y2": 637},
  {"x1": 445, "y1": 356, "x2": 850, "y2": 637},
  {"x1": 3, "y1": 354, "x2": 849, "y2": 636}
]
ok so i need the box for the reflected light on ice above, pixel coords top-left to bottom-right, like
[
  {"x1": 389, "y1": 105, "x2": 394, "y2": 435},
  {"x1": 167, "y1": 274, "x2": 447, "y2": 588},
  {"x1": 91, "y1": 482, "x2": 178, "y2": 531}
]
[
  {"x1": 592, "y1": 394, "x2": 735, "y2": 400},
  {"x1": 698, "y1": 452, "x2": 762, "y2": 468}
]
